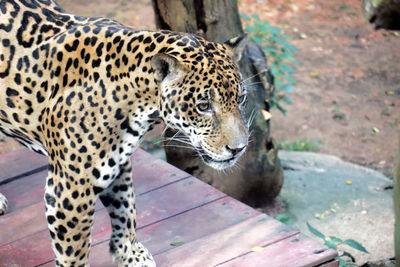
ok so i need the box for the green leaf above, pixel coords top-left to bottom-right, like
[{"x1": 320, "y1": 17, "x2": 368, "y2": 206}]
[
  {"x1": 343, "y1": 239, "x2": 369, "y2": 253},
  {"x1": 284, "y1": 75, "x2": 296, "y2": 84},
  {"x1": 337, "y1": 257, "x2": 347, "y2": 267},
  {"x1": 341, "y1": 251, "x2": 356, "y2": 262},
  {"x1": 245, "y1": 25, "x2": 256, "y2": 33},
  {"x1": 306, "y1": 222, "x2": 326, "y2": 240},
  {"x1": 251, "y1": 37, "x2": 263, "y2": 44},
  {"x1": 252, "y1": 14, "x2": 260, "y2": 20},
  {"x1": 282, "y1": 95, "x2": 293, "y2": 104},
  {"x1": 275, "y1": 214, "x2": 292, "y2": 225},
  {"x1": 279, "y1": 64, "x2": 296, "y2": 74},
  {"x1": 280, "y1": 84, "x2": 294, "y2": 93},
  {"x1": 276, "y1": 103, "x2": 287, "y2": 116},
  {"x1": 264, "y1": 46, "x2": 277, "y2": 54},
  {"x1": 283, "y1": 34, "x2": 292, "y2": 40},
  {"x1": 275, "y1": 79, "x2": 283, "y2": 88},
  {"x1": 241, "y1": 14, "x2": 251, "y2": 21},
  {"x1": 266, "y1": 25, "x2": 282, "y2": 35},
  {"x1": 324, "y1": 240, "x2": 337, "y2": 250},
  {"x1": 170, "y1": 241, "x2": 184, "y2": 247},
  {"x1": 283, "y1": 42, "x2": 298, "y2": 52},
  {"x1": 329, "y1": 236, "x2": 343, "y2": 243},
  {"x1": 270, "y1": 68, "x2": 282, "y2": 77}
]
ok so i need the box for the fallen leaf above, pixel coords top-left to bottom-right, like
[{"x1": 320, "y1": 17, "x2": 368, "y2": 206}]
[
  {"x1": 346, "y1": 180, "x2": 352, "y2": 185},
  {"x1": 385, "y1": 90, "x2": 395, "y2": 96},
  {"x1": 251, "y1": 246, "x2": 264, "y2": 252},
  {"x1": 309, "y1": 71, "x2": 319, "y2": 78},
  {"x1": 170, "y1": 241, "x2": 184, "y2": 247}
]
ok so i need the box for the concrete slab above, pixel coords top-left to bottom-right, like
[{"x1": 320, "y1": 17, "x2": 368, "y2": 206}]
[{"x1": 279, "y1": 151, "x2": 394, "y2": 265}]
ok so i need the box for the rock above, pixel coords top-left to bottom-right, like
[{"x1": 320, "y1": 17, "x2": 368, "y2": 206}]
[{"x1": 278, "y1": 151, "x2": 394, "y2": 265}]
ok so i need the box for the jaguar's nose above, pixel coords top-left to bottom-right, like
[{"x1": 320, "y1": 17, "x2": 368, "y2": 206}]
[{"x1": 225, "y1": 144, "x2": 246, "y2": 157}]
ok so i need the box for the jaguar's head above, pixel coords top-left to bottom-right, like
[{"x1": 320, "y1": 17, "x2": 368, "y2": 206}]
[{"x1": 152, "y1": 34, "x2": 249, "y2": 170}]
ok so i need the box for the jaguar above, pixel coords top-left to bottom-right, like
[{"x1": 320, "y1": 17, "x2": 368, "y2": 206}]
[{"x1": 0, "y1": 0, "x2": 249, "y2": 266}]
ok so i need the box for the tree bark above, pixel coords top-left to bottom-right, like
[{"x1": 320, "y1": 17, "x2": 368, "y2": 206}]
[
  {"x1": 362, "y1": 0, "x2": 400, "y2": 30},
  {"x1": 151, "y1": 0, "x2": 283, "y2": 206}
]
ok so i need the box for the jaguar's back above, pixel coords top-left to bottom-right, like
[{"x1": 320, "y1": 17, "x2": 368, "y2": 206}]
[{"x1": 0, "y1": 0, "x2": 122, "y2": 154}]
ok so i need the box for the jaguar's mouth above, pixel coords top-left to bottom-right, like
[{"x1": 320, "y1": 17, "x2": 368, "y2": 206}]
[{"x1": 196, "y1": 147, "x2": 237, "y2": 170}]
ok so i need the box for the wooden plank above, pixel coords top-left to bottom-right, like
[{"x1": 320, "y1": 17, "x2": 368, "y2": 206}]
[
  {"x1": 220, "y1": 233, "x2": 338, "y2": 267},
  {"x1": 131, "y1": 156, "x2": 190, "y2": 195},
  {"x1": 0, "y1": 174, "x2": 221, "y2": 246},
  {"x1": 0, "y1": 201, "x2": 46, "y2": 246},
  {"x1": 319, "y1": 260, "x2": 340, "y2": 267},
  {"x1": 0, "y1": 148, "x2": 152, "y2": 184},
  {"x1": 153, "y1": 214, "x2": 299, "y2": 267},
  {"x1": 0, "y1": 229, "x2": 53, "y2": 267},
  {"x1": 89, "y1": 197, "x2": 261, "y2": 266},
  {"x1": 0, "y1": 170, "x2": 47, "y2": 213},
  {"x1": 0, "y1": 149, "x2": 189, "y2": 215},
  {"x1": 0, "y1": 149, "x2": 47, "y2": 183},
  {"x1": 0, "y1": 177, "x2": 225, "y2": 266}
]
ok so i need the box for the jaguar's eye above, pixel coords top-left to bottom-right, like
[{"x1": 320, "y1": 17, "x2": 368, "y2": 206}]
[
  {"x1": 196, "y1": 102, "x2": 211, "y2": 113},
  {"x1": 238, "y1": 94, "x2": 247, "y2": 105}
]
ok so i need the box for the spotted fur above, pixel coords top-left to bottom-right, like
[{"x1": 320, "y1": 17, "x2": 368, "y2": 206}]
[{"x1": 0, "y1": 0, "x2": 249, "y2": 266}]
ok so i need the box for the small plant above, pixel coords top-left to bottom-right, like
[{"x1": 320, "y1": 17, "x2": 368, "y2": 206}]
[
  {"x1": 275, "y1": 214, "x2": 293, "y2": 225},
  {"x1": 241, "y1": 14, "x2": 298, "y2": 115},
  {"x1": 278, "y1": 139, "x2": 321, "y2": 152},
  {"x1": 307, "y1": 222, "x2": 369, "y2": 267}
]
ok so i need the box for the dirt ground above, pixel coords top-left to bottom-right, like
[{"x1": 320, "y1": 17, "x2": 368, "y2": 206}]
[
  {"x1": 1, "y1": 0, "x2": 399, "y2": 178},
  {"x1": 238, "y1": 0, "x2": 400, "y2": 178}
]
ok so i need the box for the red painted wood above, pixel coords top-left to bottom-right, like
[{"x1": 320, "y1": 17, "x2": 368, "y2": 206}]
[
  {"x1": 0, "y1": 149, "x2": 338, "y2": 267},
  {"x1": 0, "y1": 201, "x2": 46, "y2": 246},
  {"x1": 0, "y1": 229, "x2": 53, "y2": 267},
  {"x1": 131, "y1": 156, "x2": 190, "y2": 195},
  {"x1": 89, "y1": 197, "x2": 261, "y2": 266},
  {"x1": 220, "y1": 233, "x2": 338, "y2": 267},
  {"x1": 154, "y1": 214, "x2": 299, "y2": 267},
  {"x1": 0, "y1": 170, "x2": 47, "y2": 213},
  {"x1": 319, "y1": 260, "x2": 340, "y2": 267},
  {"x1": 0, "y1": 149, "x2": 47, "y2": 183},
  {"x1": 0, "y1": 149, "x2": 189, "y2": 215},
  {"x1": 0, "y1": 177, "x2": 225, "y2": 266}
]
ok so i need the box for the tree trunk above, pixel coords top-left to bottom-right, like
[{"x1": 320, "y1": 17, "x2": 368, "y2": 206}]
[
  {"x1": 151, "y1": 0, "x2": 283, "y2": 207},
  {"x1": 362, "y1": 0, "x2": 400, "y2": 30}
]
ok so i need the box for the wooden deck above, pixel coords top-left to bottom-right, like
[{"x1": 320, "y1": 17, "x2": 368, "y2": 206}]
[{"x1": 0, "y1": 148, "x2": 338, "y2": 267}]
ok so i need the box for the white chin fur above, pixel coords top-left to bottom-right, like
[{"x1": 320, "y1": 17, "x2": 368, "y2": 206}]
[{"x1": 203, "y1": 157, "x2": 238, "y2": 170}]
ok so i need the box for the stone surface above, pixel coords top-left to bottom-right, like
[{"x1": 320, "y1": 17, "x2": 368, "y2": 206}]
[{"x1": 278, "y1": 151, "x2": 394, "y2": 265}]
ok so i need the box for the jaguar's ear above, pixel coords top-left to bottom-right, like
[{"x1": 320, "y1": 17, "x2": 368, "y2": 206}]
[
  {"x1": 151, "y1": 53, "x2": 187, "y2": 83},
  {"x1": 224, "y1": 34, "x2": 248, "y2": 64}
]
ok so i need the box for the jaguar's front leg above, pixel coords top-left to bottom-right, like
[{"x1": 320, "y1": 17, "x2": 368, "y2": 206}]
[
  {"x1": 100, "y1": 160, "x2": 155, "y2": 267},
  {"x1": 45, "y1": 164, "x2": 97, "y2": 267}
]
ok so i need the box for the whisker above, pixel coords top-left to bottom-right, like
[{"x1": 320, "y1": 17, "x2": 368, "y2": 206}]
[
  {"x1": 240, "y1": 69, "x2": 268, "y2": 84},
  {"x1": 160, "y1": 123, "x2": 174, "y2": 137},
  {"x1": 242, "y1": 82, "x2": 265, "y2": 89}
]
